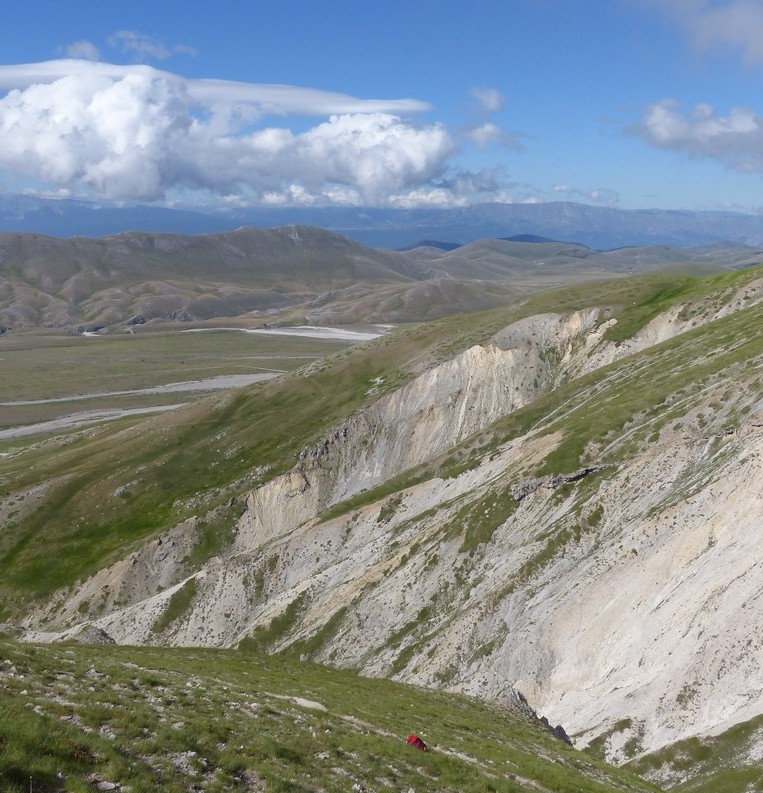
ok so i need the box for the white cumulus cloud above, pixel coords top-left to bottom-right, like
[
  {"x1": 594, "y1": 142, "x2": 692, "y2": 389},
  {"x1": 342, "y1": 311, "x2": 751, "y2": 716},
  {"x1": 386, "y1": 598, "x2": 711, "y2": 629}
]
[
  {"x1": 467, "y1": 122, "x2": 522, "y2": 149},
  {"x1": 632, "y1": 98, "x2": 763, "y2": 170},
  {"x1": 0, "y1": 59, "x2": 463, "y2": 205},
  {"x1": 188, "y1": 112, "x2": 455, "y2": 205}
]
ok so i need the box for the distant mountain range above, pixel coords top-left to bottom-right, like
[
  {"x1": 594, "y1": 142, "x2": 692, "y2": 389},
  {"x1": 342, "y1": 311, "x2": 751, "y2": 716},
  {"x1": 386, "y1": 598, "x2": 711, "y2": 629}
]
[{"x1": 5, "y1": 194, "x2": 763, "y2": 249}]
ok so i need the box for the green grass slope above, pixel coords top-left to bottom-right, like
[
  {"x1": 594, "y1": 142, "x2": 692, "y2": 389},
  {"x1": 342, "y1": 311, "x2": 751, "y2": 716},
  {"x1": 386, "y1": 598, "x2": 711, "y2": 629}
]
[{"x1": 0, "y1": 639, "x2": 661, "y2": 793}]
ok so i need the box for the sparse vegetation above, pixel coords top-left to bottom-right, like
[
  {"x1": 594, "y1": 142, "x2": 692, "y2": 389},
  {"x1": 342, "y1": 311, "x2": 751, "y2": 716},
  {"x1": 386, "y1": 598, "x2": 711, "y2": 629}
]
[
  {"x1": 629, "y1": 713, "x2": 763, "y2": 793},
  {"x1": 240, "y1": 591, "x2": 311, "y2": 653},
  {"x1": 458, "y1": 486, "x2": 518, "y2": 553},
  {"x1": 184, "y1": 501, "x2": 241, "y2": 569},
  {"x1": 377, "y1": 493, "x2": 403, "y2": 523}
]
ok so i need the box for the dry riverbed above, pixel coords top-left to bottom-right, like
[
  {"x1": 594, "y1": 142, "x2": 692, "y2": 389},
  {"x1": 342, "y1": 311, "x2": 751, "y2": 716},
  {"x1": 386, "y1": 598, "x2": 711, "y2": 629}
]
[{"x1": 0, "y1": 324, "x2": 390, "y2": 443}]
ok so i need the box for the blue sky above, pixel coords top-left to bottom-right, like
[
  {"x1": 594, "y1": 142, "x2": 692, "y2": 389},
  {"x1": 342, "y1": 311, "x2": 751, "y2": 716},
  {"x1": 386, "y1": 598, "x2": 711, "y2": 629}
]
[{"x1": 2, "y1": 0, "x2": 763, "y2": 213}]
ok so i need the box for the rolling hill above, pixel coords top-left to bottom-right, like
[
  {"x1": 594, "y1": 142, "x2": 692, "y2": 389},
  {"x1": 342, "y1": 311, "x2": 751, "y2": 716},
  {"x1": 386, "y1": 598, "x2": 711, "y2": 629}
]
[{"x1": 0, "y1": 639, "x2": 661, "y2": 793}]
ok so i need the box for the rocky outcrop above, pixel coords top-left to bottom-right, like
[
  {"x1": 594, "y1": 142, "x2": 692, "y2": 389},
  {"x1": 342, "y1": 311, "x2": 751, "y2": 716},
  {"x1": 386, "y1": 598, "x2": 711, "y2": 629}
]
[
  {"x1": 510, "y1": 466, "x2": 608, "y2": 501},
  {"x1": 65, "y1": 624, "x2": 116, "y2": 645}
]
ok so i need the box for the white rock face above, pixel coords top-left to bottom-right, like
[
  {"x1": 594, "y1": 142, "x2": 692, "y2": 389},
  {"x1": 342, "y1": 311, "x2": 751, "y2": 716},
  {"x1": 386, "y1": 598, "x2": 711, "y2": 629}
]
[
  {"x1": 23, "y1": 285, "x2": 763, "y2": 766},
  {"x1": 234, "y1": 309, "x2": 605, "y2": 550},
  {"x1": 471, "y1": 423, "x2": 763, "y2": 758}
]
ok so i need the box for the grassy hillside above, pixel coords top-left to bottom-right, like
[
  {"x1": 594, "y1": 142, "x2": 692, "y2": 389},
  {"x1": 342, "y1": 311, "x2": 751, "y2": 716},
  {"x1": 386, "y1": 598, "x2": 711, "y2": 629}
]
[
  {"x1": 1, "y1": 266, "x2": 762, "y2": 616},
  {"x1": 4, "y1": 265, "x2": 763, "y2": 791},
  {"x1": 0, "y1": 639, "x2": 661, "y2": 793}
]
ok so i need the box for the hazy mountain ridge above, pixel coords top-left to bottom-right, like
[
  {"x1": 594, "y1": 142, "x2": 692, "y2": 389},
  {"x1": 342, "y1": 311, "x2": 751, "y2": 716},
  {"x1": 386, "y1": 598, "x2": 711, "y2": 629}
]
[
  {"x1": 5, "y1": 194, "x2": 763, "y2": 249},
  {"x1": 0, "y1": 226, "x2": 435, "y2": 328},
  {"x1": 7, "y1": 265, "x2": 763, "y2": 790}
]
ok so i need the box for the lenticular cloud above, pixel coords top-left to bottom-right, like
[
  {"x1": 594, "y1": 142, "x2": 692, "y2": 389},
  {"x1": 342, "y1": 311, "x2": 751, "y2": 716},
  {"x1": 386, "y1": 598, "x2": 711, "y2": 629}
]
[{"x1": 0, "y1": 60, "x2": 452, "y2": 204}]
